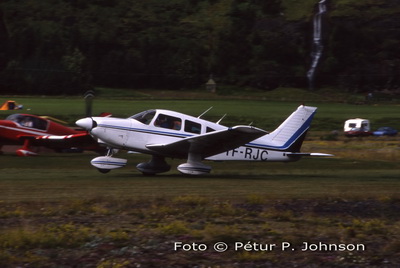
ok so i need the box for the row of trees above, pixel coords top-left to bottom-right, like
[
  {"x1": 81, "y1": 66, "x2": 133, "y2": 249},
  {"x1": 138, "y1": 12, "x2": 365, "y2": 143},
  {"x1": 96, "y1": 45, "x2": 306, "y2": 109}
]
[{"x1": 0, "y1": 0, "x2": 399, "y2": 95}]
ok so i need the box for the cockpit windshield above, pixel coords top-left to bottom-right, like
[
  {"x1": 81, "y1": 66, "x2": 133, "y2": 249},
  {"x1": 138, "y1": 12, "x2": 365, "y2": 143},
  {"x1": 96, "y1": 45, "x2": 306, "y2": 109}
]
[
  {"x1": 129, "y1": 110, "x2": 156, "y2": 125},
  {"x1": 6, "y1": 114, "x2": 48, "y2": 130}
]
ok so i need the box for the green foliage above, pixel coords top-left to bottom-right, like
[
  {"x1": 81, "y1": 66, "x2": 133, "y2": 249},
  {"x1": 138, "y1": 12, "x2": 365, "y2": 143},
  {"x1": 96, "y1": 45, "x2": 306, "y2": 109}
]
[
  {"x1": 1, "y1": 0, "x2": 399, "y2": 94},
  {"x1": 282, "y1": 0, "x2": 316, "y2": 20}
]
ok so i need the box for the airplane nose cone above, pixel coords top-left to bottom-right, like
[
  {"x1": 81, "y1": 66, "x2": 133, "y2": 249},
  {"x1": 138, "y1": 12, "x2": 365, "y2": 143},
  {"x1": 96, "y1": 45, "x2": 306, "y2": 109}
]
[{"x1": 76, "y1": 117, "x2": 97, "y2": 130}]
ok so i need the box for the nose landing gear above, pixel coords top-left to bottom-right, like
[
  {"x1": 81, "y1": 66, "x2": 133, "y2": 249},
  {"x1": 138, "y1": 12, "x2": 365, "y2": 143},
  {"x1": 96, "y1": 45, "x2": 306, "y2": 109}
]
[{"x1": 91, "y1": 148, "x2": 127, "y2": 173}]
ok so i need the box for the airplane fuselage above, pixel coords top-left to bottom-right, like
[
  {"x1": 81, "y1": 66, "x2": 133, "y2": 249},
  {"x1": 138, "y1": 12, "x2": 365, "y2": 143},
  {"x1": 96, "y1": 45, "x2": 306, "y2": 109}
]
[
  {"x1": 86, "y1": 109, "x2": 293, "y2": 163},
  {"x1": 0, "y1": 114, "x2": 80, "y2": 143},
  {"x1": 76, "y1": 105, "x2": 330, "y2": 175}
]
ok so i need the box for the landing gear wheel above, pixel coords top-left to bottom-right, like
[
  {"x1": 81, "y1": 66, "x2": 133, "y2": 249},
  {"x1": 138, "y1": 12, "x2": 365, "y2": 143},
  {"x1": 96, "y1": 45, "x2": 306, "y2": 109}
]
[
  {"x1": 98, "y1": 168, "x2": 111, "y2": 174},
  {"x1": 136, "y1": 155, "x2": 171, "y2": 175}
]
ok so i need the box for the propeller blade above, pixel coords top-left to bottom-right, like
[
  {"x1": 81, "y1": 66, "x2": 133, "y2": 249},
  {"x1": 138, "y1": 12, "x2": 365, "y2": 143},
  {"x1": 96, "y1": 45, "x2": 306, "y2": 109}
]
[{"x1": 84, "y1": 90, "x2": 95, "y2": 117}]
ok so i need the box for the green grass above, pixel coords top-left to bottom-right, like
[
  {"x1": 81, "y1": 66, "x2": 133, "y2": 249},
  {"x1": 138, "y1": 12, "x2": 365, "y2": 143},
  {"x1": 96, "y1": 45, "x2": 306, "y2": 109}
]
[
  {"x1": 2, "y1": 94, "x2": 399, "y2": 130},
  {"x1": 1, "y1": 160, "x2": 400, "y2": 267},
  {"x1": 1, "y1": 93, "x2": 399, "y2": 201},
  {"x1": 1, "y1": 153, "x2": 399, "y2": 202},
  {"x1": 1, "y1": 152, "x2": 399, "y2": 267},
  {"x1": 1, "y1": 90, "x2": 400, "y2": 266}
]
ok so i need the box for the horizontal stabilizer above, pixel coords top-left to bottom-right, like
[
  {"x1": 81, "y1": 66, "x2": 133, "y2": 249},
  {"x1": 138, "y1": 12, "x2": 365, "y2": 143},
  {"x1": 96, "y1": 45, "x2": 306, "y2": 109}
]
[{"x1": 286, "y1": 152, "x2": 334, "y2": 157}]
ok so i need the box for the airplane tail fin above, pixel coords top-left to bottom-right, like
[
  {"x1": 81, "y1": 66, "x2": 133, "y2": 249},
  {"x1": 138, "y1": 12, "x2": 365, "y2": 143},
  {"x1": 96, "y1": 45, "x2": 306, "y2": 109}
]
[{"x1": 263, "y1": 105, "x2": 317, "y2": 152}]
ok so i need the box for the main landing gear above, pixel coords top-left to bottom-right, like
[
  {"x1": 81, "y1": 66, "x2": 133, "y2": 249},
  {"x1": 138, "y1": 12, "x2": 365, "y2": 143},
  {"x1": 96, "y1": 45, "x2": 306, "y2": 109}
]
[
  {"x1": 16, "y1": 139, "x2": 38, "y2": 156},
  {"x1": 91, "y1": 150, "x2": 211, "y2": 176},
  {"x1": 91, "y1": 149, "x2": 172, "y2": 176},
  {"x1": 177, "y1": 153, "x2": 211, "y2": 175},
  {"x1": 136, "y1": 155, "x2": 171, "y2": 175}
]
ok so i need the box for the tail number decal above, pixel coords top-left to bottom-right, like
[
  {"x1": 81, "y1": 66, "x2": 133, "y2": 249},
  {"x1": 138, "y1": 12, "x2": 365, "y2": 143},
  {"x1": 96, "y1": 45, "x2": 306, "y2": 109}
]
[{"x1": 226, "y1": 148, "x2": 268, "y2": 161}]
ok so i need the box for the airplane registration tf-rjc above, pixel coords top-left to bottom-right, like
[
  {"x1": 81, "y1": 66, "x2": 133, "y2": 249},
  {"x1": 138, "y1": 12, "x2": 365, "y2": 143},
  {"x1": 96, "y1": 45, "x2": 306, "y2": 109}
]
[{"x1": 75, "y1": 105, "x2": 332, "y2": 175}]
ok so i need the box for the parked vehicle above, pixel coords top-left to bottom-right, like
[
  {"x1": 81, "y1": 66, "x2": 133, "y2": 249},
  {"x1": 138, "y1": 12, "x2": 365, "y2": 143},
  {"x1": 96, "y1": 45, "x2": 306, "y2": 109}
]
[
  {"x1": 373, "y1": 127, "x2": 398, "y2": 136},
  {"x1": 344, "y1": 118, "x2": 372, "y2": 137}
]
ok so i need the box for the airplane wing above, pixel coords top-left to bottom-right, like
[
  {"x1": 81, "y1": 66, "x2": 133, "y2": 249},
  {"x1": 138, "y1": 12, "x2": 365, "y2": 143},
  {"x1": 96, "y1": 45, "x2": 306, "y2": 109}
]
[
  {"x1": 33, "y1": 133, "x2": 101, "y2": 151},
  {"x1": 146, "y1": 126, "x2": 268, "y2": 158}
]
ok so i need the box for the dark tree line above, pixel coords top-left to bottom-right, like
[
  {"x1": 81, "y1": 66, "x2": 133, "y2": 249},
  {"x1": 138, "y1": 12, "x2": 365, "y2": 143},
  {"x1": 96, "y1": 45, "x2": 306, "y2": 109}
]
[{"x1": 0, "y1": 0, "x2": 399, "y2": 95}]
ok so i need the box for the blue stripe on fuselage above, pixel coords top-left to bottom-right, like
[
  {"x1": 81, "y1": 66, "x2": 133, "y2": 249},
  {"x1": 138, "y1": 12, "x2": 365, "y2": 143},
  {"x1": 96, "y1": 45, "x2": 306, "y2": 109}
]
[{"x1": 97, "y1": 124, "x2": 193, "y2": 139}]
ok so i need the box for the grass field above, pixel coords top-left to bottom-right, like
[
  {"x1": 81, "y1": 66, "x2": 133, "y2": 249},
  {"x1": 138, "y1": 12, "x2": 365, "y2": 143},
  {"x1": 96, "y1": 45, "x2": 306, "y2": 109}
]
[
  {"x1": 2, "y1": 93, "x2": 400, "y2": 131},
  {"x1": 1, "y1": 153, "x2": 400, "y2": 202},
  {"x1": 1, "y1": 152, "x2": 400, "y2": 267},
  {"x1": 1, "y1": 90, "x2": 400, "y2": 267}
]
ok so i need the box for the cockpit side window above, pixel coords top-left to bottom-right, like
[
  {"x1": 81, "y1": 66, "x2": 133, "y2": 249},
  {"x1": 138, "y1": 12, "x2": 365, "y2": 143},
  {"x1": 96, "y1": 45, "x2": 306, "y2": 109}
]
[
  {"x1": 34, "y1": 117, "x2": 48, "y2": 130},
  {"x1": 130, "y1": 110, "x2": 156, "y2": 125},
  {"x1": 154, "y1": 114, "x2": 182, "y2": 130},
  {"x1": 206, "y1": 127, "x2": 215, "y2": 133},
  {"x1": 185, "y1": 120, "x2": 201, "y2": 134}
]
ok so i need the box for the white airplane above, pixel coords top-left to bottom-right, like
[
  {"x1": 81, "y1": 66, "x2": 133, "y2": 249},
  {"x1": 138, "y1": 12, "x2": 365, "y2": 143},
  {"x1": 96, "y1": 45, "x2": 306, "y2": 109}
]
[{"x1": 72, "y1": 105, "x2": 332, "y2": 175}]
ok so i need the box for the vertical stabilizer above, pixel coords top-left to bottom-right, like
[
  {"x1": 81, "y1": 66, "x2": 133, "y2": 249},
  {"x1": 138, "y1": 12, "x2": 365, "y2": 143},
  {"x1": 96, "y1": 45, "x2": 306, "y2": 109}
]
[{"x1": 263, "y1": 105, "x2": 316, "y2": 151}]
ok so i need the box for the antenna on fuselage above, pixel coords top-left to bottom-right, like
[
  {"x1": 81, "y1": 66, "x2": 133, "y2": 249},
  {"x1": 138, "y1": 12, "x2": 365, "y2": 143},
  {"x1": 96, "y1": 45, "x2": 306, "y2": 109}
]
[
  {"x1": 216, "y1": 114, "x2": 227, "y2": 124},
  {"x1": 198, "y1": 107, "x2": 213, "y2": 118}
]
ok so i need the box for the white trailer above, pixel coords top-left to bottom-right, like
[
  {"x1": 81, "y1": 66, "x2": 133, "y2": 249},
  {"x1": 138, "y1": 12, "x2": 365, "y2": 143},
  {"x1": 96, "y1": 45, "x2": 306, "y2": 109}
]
[{"x1": 344, "y1": 118, "x2": 371, "y2": 137}]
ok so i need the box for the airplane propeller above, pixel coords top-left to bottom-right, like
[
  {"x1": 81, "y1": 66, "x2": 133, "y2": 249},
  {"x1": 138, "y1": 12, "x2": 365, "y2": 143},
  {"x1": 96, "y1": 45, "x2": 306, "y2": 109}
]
[
  {"x1": 78, "y1": 90, "x2": 98, "y2": 131},
  {"x1": 84, "y1": 90, "x2": 95, "y2": 118}
]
